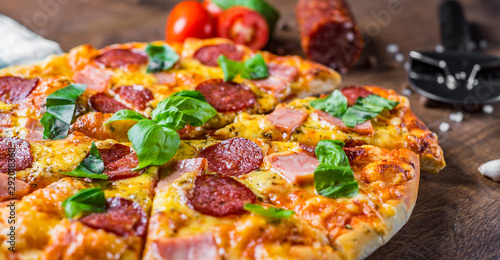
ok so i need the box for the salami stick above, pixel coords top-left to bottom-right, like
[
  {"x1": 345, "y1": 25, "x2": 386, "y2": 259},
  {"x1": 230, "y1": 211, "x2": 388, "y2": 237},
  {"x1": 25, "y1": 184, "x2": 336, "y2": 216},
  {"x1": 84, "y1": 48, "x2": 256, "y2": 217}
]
[{"x1": 295, "y1": 0, "x2": 364, "y2": 74}]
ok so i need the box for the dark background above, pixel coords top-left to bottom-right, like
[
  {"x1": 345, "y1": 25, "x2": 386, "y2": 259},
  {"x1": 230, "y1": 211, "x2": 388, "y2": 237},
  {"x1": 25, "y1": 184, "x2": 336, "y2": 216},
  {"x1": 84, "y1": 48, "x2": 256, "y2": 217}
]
[{"x1": 1, "y1": 0, "x2": 499, "y2": 259}]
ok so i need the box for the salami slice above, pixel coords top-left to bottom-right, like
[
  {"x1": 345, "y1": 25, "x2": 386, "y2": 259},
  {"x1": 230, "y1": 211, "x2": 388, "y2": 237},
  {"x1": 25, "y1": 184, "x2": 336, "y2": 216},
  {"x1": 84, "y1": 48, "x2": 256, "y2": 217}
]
[
  {"x1": 195, "y1": 79, "x2": 256, "y2": 112},
  {"x1": 79, "y1": 197, "x2": 148, "y2": 236},
  {"x1": 103, "y1": 153, "x2": 142, "y2": 180},
  {"x1": 0, "y1": 76, "x2": 38, "y2": 104},
  {"x1": 116, "y1": 85, "x2": 153, "y2": 110},
  {"x1": 187, "y1": 174, "x2": 256, "y2": 217},
  {"x1": 0, "y1": 137, "x2": 33, "y2": 172},
  {"x1": 98, "y1": 144, "x2": 132, "y2": 166},
  {"x1": 95, "y1": 49, "x2": 148, "y2": 68},
  {"x1": 89, "y1": 93, "x2": 128, "y2": 113},
  {"x1": 199, "y1": 137, "x2": 263, "y2": 177},
  {"x1": 340, "y1": 86, "x2": 373, "y2": 106},
  {"x1": 296, "y1": 0, "x2": 364, "y2": 73},
  {"x1": 193, "y1": 44, "x2": 245, "y2": 67}
]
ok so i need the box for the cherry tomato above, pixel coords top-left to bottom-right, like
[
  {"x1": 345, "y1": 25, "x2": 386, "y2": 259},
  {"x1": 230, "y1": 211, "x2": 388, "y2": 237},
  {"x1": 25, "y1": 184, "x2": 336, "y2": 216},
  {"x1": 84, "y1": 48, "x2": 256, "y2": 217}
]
[
  {"x1": 217, "y1": 6, "x2": 269, "y2": 50},
  {"x1": 166, "y1": 1, "x2": 215, "y2": 42},
  {"x1": 203, "y1": 0, "x2": 223, "y2": 17}
]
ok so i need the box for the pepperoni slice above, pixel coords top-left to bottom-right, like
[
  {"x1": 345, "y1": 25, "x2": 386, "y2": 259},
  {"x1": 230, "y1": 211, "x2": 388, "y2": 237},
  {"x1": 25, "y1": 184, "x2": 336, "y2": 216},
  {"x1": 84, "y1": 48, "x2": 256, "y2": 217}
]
[
  {"x1": 116, "y1": 86, "x2": 153, "y2": 110},
  {"x1": 0, "y1": 76, "x2": 38, "y2": 104},
  {"x1": 0, "y1": 137, "x2": 33, "y2": 172},
  {"x1": 103, "y1": 153, "x2": 142, "y2": 180},
  {"x1": 193, "y1": 44, "x2": 245, "y2": 67},
  {"x1": 195, "y1": 79, "x2": 256, "y2": 112},
  {"x1": 187, "y1": 174, "x2": 256, "y2": 217},
  {"x1": 95, "y1": 49, "x2": 148, "y2": 68},
  {"x1": 79, "y1": 197, "x2": 148, "y2": 236},
  {"x1": 199, "y1": 137, "x2": 263, "y2": 177},
  {"x1": 340, "y1": 86, "x2": 373, "y2": 106},
  {"x1": 98, "y1": 144, "x2": 132, "y2": 166},
  {"x1": 89, "y1": 93, "x2": 128, "y2": 113}
]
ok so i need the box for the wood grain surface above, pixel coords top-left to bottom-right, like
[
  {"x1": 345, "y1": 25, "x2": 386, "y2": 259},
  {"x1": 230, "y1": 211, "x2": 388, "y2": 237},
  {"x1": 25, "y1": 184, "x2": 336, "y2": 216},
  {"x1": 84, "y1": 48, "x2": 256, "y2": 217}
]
[{"x1": 1, "y1": 0, "x2": 499, "y2": 259}]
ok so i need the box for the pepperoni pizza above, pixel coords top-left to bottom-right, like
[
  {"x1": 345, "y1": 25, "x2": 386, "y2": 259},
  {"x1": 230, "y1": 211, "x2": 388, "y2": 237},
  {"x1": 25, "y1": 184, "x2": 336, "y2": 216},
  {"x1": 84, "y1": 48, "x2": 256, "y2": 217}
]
[{"x1": 0, "y1": 38, "x2": 444, "y2": 260}]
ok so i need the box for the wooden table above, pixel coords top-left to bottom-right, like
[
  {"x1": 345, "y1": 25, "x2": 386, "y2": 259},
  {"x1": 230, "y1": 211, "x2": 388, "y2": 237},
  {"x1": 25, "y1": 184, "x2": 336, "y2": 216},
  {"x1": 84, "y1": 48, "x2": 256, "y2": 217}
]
[{"x1": 2, "y1": 0, "x2": 499, "y2": 259}]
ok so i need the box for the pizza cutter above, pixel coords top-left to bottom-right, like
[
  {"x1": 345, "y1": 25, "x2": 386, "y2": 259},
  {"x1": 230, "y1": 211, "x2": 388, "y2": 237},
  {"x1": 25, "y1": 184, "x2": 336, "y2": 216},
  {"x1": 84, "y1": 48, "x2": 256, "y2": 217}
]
[{"x1": 408, "y1": 0, "x2": 500, "y2": 105}]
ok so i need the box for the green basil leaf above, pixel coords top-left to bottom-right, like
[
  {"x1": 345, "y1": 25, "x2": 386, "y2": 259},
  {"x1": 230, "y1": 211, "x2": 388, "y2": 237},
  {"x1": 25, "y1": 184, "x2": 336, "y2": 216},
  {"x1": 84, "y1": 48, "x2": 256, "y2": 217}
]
[
  {"x1": 359, "y1": 94, "x2": 400, "y2": 111},
  {"x1": 41, "y1": 112, "x2": 70, "y2": 140},
  {"x1": 310, "y1": 90, "x2": 348, "y2": 118},
  {"x1": 63, "y1": 141, "x2": 107, "y2": 180},
  {"x1": 218, "y1": 55, "x2": 243, "y2": 82},
  {"x1": 314, "y1": 140, "x2": 350, "y2": 167},
  {"x1": 244, "y1": 204, "x2": 295, "y2": 219},
  {"x1": 152, "y1": 96, "x2": 217, "y2": 127},
  {"x1": 170, "y1": 90, "x2": 207, "y2": 102},
  {"x1": 241, "y1": 54, "x2": 269, "y2": 80},
  {"x1": 42, "y1": 83, "x2": 86, "y2": 140},
  {"x1": 145, "y1": 44, "x2": 180, "y2": 73},
  {"x1": 62, "y1": 187, "x2": 106, "y2": 219},
  {"x1": 313, "y1": 140, "x2": 359, "y2": 199},
  {"x1": 153, "y1": 107, "x2": 186, "y2": 131},
  {"x1": 105, "y1": 109, "x2": 147, "y2": 125},
  {"x1": 211, "y1": 0, "x2": 280, "y2": 33},
  {"x1": 128, "y1": 119, "x2": 181, "y2": 170},
  {"x1": 342, "y1": 95, "x2": 399, "y2": 128}
]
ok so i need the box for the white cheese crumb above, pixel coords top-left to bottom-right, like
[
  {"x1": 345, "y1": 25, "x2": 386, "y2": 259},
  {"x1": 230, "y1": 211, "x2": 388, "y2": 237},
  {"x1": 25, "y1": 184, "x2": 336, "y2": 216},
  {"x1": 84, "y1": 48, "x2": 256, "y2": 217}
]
[
  {"x1": 395, "y1": 53, "x2": 405, "y2": 63},
  {"x1": 478, "y1": 159, "x2": 500, "y2": 182},
  {"x1": 439, "y1": 122, "x2": 450, "y2": 132},
  {"x1": 449, "y1": 112, "x2": 464, "y2": 122},
  {"x1": 483, "y1": 105, "x2": 494, "y2": 114},
  {"x1": 386, "y1": 44, "x2": 399, "y2": 54}
]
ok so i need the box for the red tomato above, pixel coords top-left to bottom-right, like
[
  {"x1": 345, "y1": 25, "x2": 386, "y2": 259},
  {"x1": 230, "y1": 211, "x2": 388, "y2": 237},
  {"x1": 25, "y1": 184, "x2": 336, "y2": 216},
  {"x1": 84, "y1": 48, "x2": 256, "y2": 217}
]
[
  {"x1": 166, "y1": 1, "x2": 215, "y2": 42},
  {"x1": 203, "y1": 0, "x2": 223, "y2": 17},
  {"x1": 217, "y1": 6, "x2": 269, "y2": 50}
]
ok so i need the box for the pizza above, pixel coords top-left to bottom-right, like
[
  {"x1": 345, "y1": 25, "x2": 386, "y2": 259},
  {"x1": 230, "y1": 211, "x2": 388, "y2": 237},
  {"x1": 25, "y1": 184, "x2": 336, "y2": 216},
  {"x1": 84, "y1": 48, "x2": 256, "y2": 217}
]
[{"x1": 0, "y1": 38, "x2": 444, "y2": 260}]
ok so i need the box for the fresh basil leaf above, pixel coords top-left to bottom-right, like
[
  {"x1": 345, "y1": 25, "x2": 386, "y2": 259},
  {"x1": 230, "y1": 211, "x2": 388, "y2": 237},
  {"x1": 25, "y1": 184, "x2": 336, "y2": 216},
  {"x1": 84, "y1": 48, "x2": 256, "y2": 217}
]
[
  {"x1": 41, "y1": 112, "x2": 70, "y2": 140},
  {"x1": 342, "y1": 95, "x2": 399, "y2": 128},
  {"x1": 359, "y1": 94, "x2": 400, "y2": 111},
  {"x1": 63, "y1": 141, "x2": 107, "y2": 180},
  {"x1": 152, "y1": 96, "x2": 217, "y2": 127},
  {"x1": 314, "y1": 140, "x2": 350, "y2": 167},
  {"x1": 218, "y1": 55, "x2": 243, "y2": 82},
  {"x1": 62, "y1": 187, "x2": 106, "y2": 219},
  {"x1": 105, "y1": 109, "x2": 147, "y2": 125},
  {"x1": 170, "y1": 90, "x2": 207, "y2": 102},
  {"x1": 153, "y1": 107, "x2": 185, "y2": 131},
  {"x1": 241, "y1": 54, "x2": 269, "y2": 80},
  {"x1": 244, "y1": 204, "x2": 295, "y2": 219},
  {"x1": 314, "y1": 165, "x2": 359, "y2": 198},
  {"x1": 211, "y1": 0, "x2": 280, "y2": 33},
  {"x1": 128, "y1": 119, "x2": 181, "y2": 170},
  {"x1": 145, "y1": 44, "x2": 180, "y2": 73},
  {"x1": 310, "y1": 90, "x2": 348, "y2": 118},
  {"x1": 42, "y1": 83, "x2": 86, "y2": 140},
  {"x1": 313, "y1": 140, "x2": 359, "y2": 199}
]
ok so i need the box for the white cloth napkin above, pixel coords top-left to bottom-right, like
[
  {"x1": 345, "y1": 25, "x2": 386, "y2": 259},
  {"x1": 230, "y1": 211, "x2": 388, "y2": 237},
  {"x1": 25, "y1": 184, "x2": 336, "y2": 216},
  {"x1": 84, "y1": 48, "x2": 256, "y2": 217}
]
[{"x1": 0, "y1": 14, "x2": 62, "y2": 69}]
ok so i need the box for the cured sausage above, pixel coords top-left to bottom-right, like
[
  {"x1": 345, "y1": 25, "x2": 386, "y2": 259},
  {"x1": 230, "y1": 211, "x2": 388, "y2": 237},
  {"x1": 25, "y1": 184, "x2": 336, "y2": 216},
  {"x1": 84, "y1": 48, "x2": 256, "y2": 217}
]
[
  {"x1": 187, "y1": 174, "x2": 256, "y2": 217},
  {"x1": 340, "y1": 86, "x2": 373, "y2": 106},
  {"x1": 115, "y1": 85, "x2": 153, "y2": 110},
  {"x1": 0, "y1": 137, "x2": 33, "y2": 172},
  {"x1": 196, "y1": 79, "x2": 256, "y2": 112},
  {"x1": 89, "y1": 93, "x2": 128, "y2": 113},
  {"x1": 103, "y1": 153, "x2": 142, "y2": 180},
  {"x1": 199, "y1": 137, "x2": 263, "y2": 177},
  {"x1": 95, "y1": 49, "x2": 148, "y2": 68},
  {"x1": 79, "y1": 197, "x2": 148, "y2": 236},
  {"x1": 193, "y1": 44, "x2": 245, "y2": 66},
  {"x1": 296, "y1": 0, "x2": 364, "y2": 73},
  {"x1": 0, "y1": 76, "x2": 38, "y2": 104}
]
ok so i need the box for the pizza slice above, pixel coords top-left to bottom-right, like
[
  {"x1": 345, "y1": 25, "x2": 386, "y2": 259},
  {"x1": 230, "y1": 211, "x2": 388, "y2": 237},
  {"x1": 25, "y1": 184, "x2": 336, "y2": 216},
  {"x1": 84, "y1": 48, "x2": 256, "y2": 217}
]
[
  {"x1": 0, "y1": 165, "x2": 158, "y2": 259},
  {"x1": 212, "y1": 86, "x2": 445, "y2": 173},
  {"x1": 143, "y1": 137, "x2": 419, "y2": 260}
]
